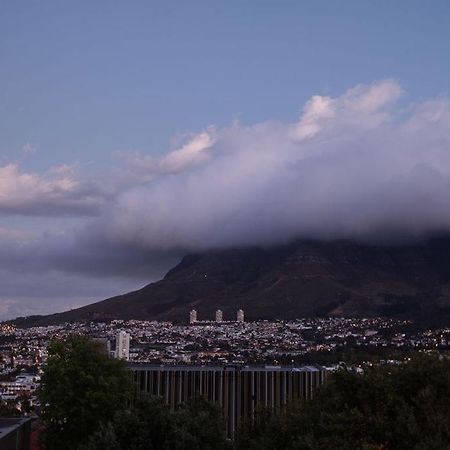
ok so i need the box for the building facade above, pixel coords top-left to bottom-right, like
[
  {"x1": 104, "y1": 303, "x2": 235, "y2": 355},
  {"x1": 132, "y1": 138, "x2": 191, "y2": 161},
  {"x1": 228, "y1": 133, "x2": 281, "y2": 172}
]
[
  {"x1": 215, "y1": 309, "x2": 223, "y2": 322},
  {"x1": 131, "y1": 364, "x2": 328, "y2": 436},
  {"x1": 0, "y1": 418, "x2": 31, "y2": 450},
  {"x1": 115, "y1": 331, "x2": 130, "y2": 360},
  {"x1": 189, "y1": 309, "x2": 197, "y2": 324}
]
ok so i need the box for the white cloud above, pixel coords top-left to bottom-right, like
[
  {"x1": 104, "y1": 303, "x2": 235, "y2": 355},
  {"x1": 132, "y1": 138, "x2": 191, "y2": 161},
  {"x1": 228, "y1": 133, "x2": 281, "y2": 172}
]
[
  {"x1": 2, "y1": 80, "x2": 450, "y2": 318},
  {"x1": 102, "y1": 80, "x2": 450, "y2": 250},
  {"x1": 0, "y1": 163, "x2": 104, "y2": 216},
  {"x1": 3, "y1": 80, "x2": 450, "y2": 252},
  {"x1": 292, "y1": 79, "x2": 404, "y2": 140},
  {"x1": 118, "y1": 127, "x2": 216, "y2": 182}
]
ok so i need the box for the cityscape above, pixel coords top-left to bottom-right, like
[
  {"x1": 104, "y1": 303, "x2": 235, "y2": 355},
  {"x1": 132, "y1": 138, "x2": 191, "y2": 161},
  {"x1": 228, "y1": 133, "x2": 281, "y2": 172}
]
[
  {"x1": 2, "y1": 1, "x2": 450, "y2": 448},
  {"x1": 2, "y1": 311, "x2": 450, "y2": 420}
]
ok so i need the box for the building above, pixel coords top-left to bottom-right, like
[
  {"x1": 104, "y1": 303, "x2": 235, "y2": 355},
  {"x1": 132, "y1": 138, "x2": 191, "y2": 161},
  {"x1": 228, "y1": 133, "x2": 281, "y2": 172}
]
[
  {"x1": 189, "y1": 309, "x2": 197, "y2": 324},
  {"x1": 115, "y1": 331, "x2": 130, "y2": 360},
  {"x1": 131, "y1": 364, "x2": 328, "y2": 436},
  {"x1": 92, "y1": 337, "x2": 112, "y2": 355},
  {"x1": 215, "y1": 309, "x2": 223, "y2": 323},
  {"x1": 0, "y1": 374, "x2": 39, "y2": 398},
  {"x1": 0, "y1": 418, "x2": 31, "y2": 450},
  {"x1": 237, "y1": 309, "x2": 245, "y2": 323}
]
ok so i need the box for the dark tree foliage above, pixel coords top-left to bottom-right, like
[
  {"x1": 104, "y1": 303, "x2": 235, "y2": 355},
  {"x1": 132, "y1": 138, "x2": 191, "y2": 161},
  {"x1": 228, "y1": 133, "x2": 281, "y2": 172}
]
[
  {"x1": 39, "y1": 335, "x2": 133, "y2": 450},
  {"x1": 38, "y1": 336, "x2": 450, "y2": 450},
  {"x1": 0, "y1": 399, "x2": 21, "y2": 417},
  {"x1": 80, "y1": 396, "x2": 231, "y2": 450},
  {"x1": 236, "y1": 356, "x2": 450, "y2": 450}
]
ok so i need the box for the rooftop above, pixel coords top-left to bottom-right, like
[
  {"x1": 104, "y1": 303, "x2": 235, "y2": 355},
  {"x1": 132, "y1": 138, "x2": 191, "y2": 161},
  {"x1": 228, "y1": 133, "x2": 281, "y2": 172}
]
[
  {"x1": 129, "y1": 364, "x2": 324, "y2": 372},
  {"x1": 0, "y1": 417, "x2": 31, "y2": 439}
]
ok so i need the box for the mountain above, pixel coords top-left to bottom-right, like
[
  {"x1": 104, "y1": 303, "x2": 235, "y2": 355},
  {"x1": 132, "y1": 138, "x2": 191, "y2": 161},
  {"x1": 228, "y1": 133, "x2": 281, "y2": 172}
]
[{"x1": 11, "y1": 238, "x2": 450, "y2": 327}]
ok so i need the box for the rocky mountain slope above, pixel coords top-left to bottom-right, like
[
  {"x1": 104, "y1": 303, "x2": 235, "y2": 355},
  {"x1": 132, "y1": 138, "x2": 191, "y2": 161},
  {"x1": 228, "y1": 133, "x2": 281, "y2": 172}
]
[{"x1": 11, "y1": 238, "x2": 450, "y2": 327}]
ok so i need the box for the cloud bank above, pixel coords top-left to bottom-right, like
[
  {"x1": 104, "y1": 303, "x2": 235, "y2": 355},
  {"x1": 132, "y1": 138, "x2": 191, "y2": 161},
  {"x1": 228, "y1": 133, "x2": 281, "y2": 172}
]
[
  {"x1": 104, "y1": 80, "x2": 450, "y2": 251},
  {"x1": 2, "y1": 80, "x2": 450, "y2": 318},
  {"x1": 0, "y1": 164, "x2": 104, "y2": 216}
]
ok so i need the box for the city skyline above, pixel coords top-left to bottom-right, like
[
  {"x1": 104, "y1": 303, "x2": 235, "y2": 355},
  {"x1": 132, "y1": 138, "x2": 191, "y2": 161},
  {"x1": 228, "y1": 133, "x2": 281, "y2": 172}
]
[{"x1": 2, "y1": 3, "x2": 450, "y2": 447}]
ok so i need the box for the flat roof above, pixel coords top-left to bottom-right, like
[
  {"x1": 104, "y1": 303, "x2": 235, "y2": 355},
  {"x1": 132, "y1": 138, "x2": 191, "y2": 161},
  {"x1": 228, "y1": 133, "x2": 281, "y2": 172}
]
[
  {"x1": 0, "y1": 418, "x2": 31, "y2": 439},
  {"x1": 129, "y1": 364, "x2": 324, "y2": 372}
]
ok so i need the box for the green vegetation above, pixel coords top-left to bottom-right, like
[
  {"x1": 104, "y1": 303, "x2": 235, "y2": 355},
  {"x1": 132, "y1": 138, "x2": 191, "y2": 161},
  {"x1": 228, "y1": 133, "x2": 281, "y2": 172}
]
[
  {"x1": 38, "y1": 336, "x2": 230, "y2": 450},
  {"x1": 80, "y1": 396, "x2": 230, "y2": 450},
  {"x1": 39, "y1": 338, "x2": 450, "y2": 449},
  {"x1": 236, "y1": 356, "x2": 450, "y2": 450},
  {"x1": 39, "y1": 336, "x2": 133, "y2": 450}
]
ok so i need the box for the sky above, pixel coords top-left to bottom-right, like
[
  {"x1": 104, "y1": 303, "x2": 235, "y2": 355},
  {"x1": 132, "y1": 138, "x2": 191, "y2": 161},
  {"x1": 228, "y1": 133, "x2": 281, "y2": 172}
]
[{"x1": 1, "y1": 0, "x2": 450, "y2": 319}]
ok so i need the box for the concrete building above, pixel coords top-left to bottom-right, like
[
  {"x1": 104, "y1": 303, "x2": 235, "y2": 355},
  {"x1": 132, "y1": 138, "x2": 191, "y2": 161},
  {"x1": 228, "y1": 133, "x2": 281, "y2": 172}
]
[
  {"x1": 215, "y1": 309, "x2": 223, "y2": 323},
  {"x1": 0, "y1": 374, "x2": 39, "y2": 398},
  {"x1": 115, "y1": 331, "x2": 130, "y2": 360},
  {"x1": 131, "y1": 364, "x2": 328, "y2": 436},
  {"x1": 189, "y1": 309, "x2": 197, "y2": 324},
  {"x1": 0, "y1": 418, "x2": 31, "y2": 450},
  {"x1": 237, "y1": 309, "x2": 245, "y2": 323}
]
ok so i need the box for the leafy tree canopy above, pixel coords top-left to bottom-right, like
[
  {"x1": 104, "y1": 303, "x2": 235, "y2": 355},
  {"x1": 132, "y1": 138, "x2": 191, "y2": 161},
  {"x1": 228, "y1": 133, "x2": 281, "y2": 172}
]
[
  {"x1": 39, "y1": 335, "x2": 133, "y2": 450},
  {"x1": 236, "y1": 356, "x2": 450, "y2": 450},
  {"x1": 39, "y1": 337, "x2": 450, "y2": 450},
  {"x1": 80, "y1": 396, "x2": 231, "y2": 450}
]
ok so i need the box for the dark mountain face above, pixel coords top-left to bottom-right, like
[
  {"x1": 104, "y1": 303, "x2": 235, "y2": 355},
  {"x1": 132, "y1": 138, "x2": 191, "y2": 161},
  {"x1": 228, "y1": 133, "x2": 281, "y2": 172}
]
[{"x1": 11, "y1": 238, "x2": 450, "y2": 327}]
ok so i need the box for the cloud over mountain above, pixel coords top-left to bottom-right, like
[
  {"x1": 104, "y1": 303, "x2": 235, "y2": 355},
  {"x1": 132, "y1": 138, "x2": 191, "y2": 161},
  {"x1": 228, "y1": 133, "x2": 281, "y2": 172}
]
[
  {"x1": 103, "y1": 80, "x2": 450, "y2": 252},
  {"x1": 2, "y1": 80, "x2": 450, "y2": 318}
]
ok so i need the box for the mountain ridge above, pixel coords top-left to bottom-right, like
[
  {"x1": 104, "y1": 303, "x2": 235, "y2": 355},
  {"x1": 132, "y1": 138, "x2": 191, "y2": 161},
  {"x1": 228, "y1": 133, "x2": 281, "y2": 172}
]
[{"x1": 10, "y1": 237, "x2": 450, "y2": 327}]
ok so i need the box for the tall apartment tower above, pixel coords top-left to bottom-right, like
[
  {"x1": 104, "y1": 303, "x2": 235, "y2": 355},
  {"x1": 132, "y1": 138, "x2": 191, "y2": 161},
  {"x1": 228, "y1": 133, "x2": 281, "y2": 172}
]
[
  {"x1": 115, "y1": 331, "x2": 130, "y2": 360},
  {"x1": 215, "y1": 309, "x2": 223, "y2": 323},
  {"x1": 237, "y1": 309, "x2": 245, "y2": 323},
  {"x1": 189, "y1": 309, "x2": 197, "y2": 324}
]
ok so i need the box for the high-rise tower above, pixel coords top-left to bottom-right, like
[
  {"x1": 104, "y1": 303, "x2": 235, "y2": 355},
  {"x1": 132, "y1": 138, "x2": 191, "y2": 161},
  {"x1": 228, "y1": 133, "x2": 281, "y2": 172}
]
[
  {"x1": 115, "y1": 331, "x2": 130, "y2": 360},
  {"x1": 189, "y1": 309, "x2": 198, "y2": 324}
]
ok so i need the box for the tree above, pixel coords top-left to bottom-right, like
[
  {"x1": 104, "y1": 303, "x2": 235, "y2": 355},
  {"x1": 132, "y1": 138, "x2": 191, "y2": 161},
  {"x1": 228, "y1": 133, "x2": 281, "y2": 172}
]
[
  {"x1": 236, "y1": 356, "x2": 450, "y2": 450},
  {"x1": 80, "y1": 396, "x2": 231, "y2": 450},
  {"x1": 169, "y1": 396, "x2": 230, "y2": 449},
  {"x1": 39, "y1": 335, "x2": 133, "y2": 450},
  {"x1": 0, "y1": 398, "x2": 21, "y2": 417}
]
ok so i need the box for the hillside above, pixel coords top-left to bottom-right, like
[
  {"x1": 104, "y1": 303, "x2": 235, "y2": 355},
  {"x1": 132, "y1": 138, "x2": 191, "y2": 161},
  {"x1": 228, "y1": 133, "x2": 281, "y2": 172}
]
[{"x1": 11, "y1": 238, "x2": 450, "y2": 327}]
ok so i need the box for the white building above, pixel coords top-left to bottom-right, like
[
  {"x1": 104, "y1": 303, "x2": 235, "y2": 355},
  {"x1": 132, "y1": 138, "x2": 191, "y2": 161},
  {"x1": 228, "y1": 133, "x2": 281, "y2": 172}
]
[
  {"x1": 237, "y1": 309, "x2": 245, "y2": 323},
  {"x1": 189, "y1": 309, "x2": 197, "y2": 324},
  {"x1": 0, "y1": 374, "x2": 39, "y2": 398},
  {"x1": 115, "y1": 331, "x2": 130, "y2": 360},
  {"x1": 215, "y1": 309, "x2": 223, "y2": 323}
]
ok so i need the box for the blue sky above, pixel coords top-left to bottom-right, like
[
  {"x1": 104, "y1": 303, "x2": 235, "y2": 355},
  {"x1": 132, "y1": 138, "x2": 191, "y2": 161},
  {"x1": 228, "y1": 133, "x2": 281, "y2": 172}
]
[
  {"x1": 2, "y1": 1, "x2": 450, "y2": 170},
  {"x1": 1, "y1": 1, "x2": 450, "y2": 319}
]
